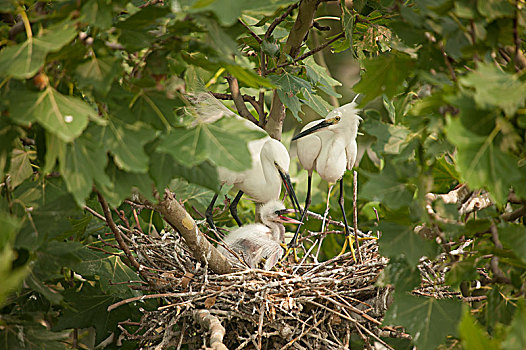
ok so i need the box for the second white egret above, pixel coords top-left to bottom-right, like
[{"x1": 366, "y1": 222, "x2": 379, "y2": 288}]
[{"x1": 289, "y1": 100, "x2": 362, "y2": 257}]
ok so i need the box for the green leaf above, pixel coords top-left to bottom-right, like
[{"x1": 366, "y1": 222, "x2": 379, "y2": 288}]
[
  {"x1": 75, "y1": 56, "x2": 123, "y2": 95},
  {"x1": 269, "y1": 72, "x2": 313, "y2": 93},
  {"x1": 304, "y1": 58, "x2": 342, "y2": 98},
  {"x1": 445, "y1": 117, "x2": 524, "y2": 205},
  {"x1": 301, "y1": 88, "x2": 332, "y2": 117},
  {"x1": 502, "y1": 300, "x2": 526, "y2": 350},
  {"x1": 0, "y1": 118, "x2": 20, "y2": 179},
  {"x1": 9, "y1": 87, "x2": 96, "y2": 142},
  {"x1": 361, "y1": 118, "x2": 410, "y2": 155},
  {"x1": 477, "y1": 0, "x2": 515, "y2": 21},
  {"x1": 53, "y1": 283, "x2": 139, "y2": 345},
  {"x1": 105, "y1": 160, "x2": 155, "y2": 207},
  {"x1": 499, "y1": 224, "x2": 526, "y2": 265},
  {"x1": 72, "y1": 246, "x2": 141, "y2": 297},
  {"x1": 59, "y1": 126, "x2": 113, "y2": 206},
  {"x1": 158, "y1": 118, "x2": 263, "y2": 172},
  {"x1": 15, "y1": 179, "x2": 80, "y2": 250},
  {"x1": 115, "y1": 6, "x2": 171, "y2": 50},
  {"x1": 378, "y1": 222, "x2": 438, "y2": 265},
  {"x1": 458, "y1": 310, "x2": 500, "y2": 350},
  {"x1": 8, "y1": 148, "x2": 33, "y2": 188},
  {"x1": 127, "y1": 89, "x2": 181, "y2": 130},
  {"x1": 459, "y1": 63, "x2": 526, "y2": 116},
  {"x1": 0, "y1": 214, "x2": 27, "y2": 307},
  {"x1": 353, "y1": 53, "x2": 413, "y2": 105},
  {"x1": 432, "y1": 156, "x2": 460, "y2": 192},
  {"x1": 81, "y1": 0, "x2": 114, "y2": 29},
  {"x1": 384, "y1": 293, "x2": 462, "y2": 350},
  {"x1": 0, "y1": 320, "x2": 70, "y2": 350},
  {"x1": 225, "y1": 64, "x2": 275, "y2": 88},
  {"x1": 169, "y1": 178, "x2": 216, "y2": 211},
  {"x1": 103, "y1": 119, "x2": 156, "y2": 173},
  {"x1": 277, "y1": 89, "x2": 302, "y2": 121},
  {"x1": 340, "y1": 0, "x2": 355, "y2": 56},
  {"x1": 360, "y1": 163, "x2": 415, "y2": 210},
  {"x1": 0, "y1": 22, "x2": 77, "y2": 79}
]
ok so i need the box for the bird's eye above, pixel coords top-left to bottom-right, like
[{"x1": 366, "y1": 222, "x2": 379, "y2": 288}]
[
  {"x1": 335, "y1": 116, "x2": 341, "y2": 122},
  {"x1": 274, "y1": 210, "x2": 280, "y2": 215}
]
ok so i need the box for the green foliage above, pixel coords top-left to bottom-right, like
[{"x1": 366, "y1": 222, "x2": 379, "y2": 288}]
[{"x1": 0, "y1": 0, "x2": 525, "y2": 348}]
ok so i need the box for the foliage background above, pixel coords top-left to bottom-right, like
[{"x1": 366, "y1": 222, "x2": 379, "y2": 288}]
[{"x1": 0, "y1": 0, "x2": 525, "y2": 349}]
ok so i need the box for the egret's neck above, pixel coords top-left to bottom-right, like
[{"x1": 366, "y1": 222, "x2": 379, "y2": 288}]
[
  {"x1": 262, "y1": 219, "x2": 285, "y2": 242},
  {"x1": 261, "y1": 157, "x2": 281, "y2": 194}
]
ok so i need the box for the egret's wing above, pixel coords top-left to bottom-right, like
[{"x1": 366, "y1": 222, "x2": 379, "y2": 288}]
[
  {"x1": 345, "y1": 139, "x2": 358, "y2": 170},
  {"x1": 296, "y1": 128, "x2": 322, "y2": 172}
]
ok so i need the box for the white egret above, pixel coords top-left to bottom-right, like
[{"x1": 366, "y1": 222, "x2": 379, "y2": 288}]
[
  {"x1": 217, "y1": 200, "x2": 301, "y2": 269},
  {"x1": 206, "y1": 136, "x2": 301, "y2": 230},
  {"x1": 289, "y1": 100, "x2": 362, "y2": 258}
]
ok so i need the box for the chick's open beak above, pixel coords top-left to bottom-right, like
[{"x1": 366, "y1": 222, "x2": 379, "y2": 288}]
[
  {"x1": 291, "y1": 118, "x2": 338, "y2": 141},
  {"x1": 275, "y1": 209, "x2": 303, "y2": 224}
]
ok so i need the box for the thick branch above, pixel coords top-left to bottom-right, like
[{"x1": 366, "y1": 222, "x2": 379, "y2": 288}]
[
  {"x1": 194, "y1": 310, "x2": 228, "y2": 350},
  {"x1": 152, "y1": 191, "x2": 233, "y2": 274},
  {"x1": 266, "y1": 0, "x2": 320, "y2": 140}
]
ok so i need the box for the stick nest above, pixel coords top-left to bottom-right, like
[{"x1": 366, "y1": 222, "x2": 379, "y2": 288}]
[{"x1": 119, "y1": 224, "x2": 398, "y2": 350}]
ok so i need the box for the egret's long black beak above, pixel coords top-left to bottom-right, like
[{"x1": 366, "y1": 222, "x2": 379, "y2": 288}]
[
  {"x1": 277, "y1": 168, "x2": 302, "y2": 220},
  {"x1": 291, "y1": 119, "x2": 335, "y2": 141}
]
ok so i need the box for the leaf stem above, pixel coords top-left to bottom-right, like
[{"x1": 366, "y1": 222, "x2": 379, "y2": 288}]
[{"x1": 19, "y1": 8, "x2": 32, "y2": 38}]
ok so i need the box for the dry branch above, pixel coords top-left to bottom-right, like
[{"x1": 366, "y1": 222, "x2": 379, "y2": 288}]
[{"x1": 151, "y1": 191, "x2": 233, "y2": 274}]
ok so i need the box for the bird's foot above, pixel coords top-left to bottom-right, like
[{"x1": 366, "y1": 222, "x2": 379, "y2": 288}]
[
  {"x1": 337, "y1": 235, "x2": 357, "y2": 262},
  {"x1": 337, "y1": 235, "x2": 378, "y2": 262},
  {"x1": 281, "y1": 243, "x2": 299, "y2": 263}
]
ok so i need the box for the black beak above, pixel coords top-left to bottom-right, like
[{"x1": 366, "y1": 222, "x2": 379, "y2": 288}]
[
  {"x1": 291, "y1": 119, "x2": 333, "y2": 141},
  {"x1": 277, "y1": 168, "x2": 302, "y2": 220}
]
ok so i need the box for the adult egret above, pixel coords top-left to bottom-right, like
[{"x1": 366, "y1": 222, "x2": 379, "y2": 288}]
[
  {"x1": 206, "y1": 136, "x2": 301, "y2": 230},
  {"x1": 289, "y1": 100, "x2": 362, "y2": 258},
  {"x1": 217, "y1": 200, "x2": 301, "y2": 269}
]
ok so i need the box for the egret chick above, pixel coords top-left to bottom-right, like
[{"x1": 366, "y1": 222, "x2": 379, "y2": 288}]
[
  {"x1": 217, "y1": 200, "x2": 301, "y2": 270},
  {"x1": 290, "y1": 100, "x2": 362, "y2": 259},
  {"x1": 206, "y1": 137, "x2": 301, "y2": 229}
]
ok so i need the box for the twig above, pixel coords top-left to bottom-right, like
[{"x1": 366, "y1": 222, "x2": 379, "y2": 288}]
[
  {"x1": 96, "y1": 191, "x2": 152, "y2": 285},
  {"x1": 225, "y1": 76, "x2": 259, "y2": 124},
  {"x1": 239, "y1": 19, "x2": 262, "y2": 44},
  {"x1": 501, "y1": 205, "x2": 526, "y2": 222},
  {"x1": 264, "y1": 3, "x2": 299, "y2": 40},
  {"x1": 210, "y1": 92, "x2": 263, "y2": 121}
]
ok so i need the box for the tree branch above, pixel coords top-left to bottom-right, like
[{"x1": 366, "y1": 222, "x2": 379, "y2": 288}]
[
  {"x1": 225, "y1": 76, "x2": 260, "y2": 125},
  {"x1": 266, "y1": 0, "x2": 320, "y2": 140},
  {"x1": 264, "y1": 3, "x2": 299, "y2": 40},
  {"x1": 151, "y1": 191, "x2": 233, "y2": 275},
  {"x1": 210, "y1": 92, "x2": 264, "y2": 122},
  {"x1": 193, "y1": 310, "x2": 228, "y2": 350},
  {"x1": 96, "y1": 191, "x2": 154, "y2": 285},
  {"x1": 239, "y1": 19, "x2": 262, "y2": 44}
]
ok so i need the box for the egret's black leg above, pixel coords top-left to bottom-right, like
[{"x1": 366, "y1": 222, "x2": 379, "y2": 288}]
[
  {"x1": 338, "y1": 177, "x2": 356, "y2": 261},
  {"x1": 289, "y1": 174, "x2": 312, "y2": 249},
  {"x1": 206, "y1": 192, "x2": 219, "y2": 231},
  {"x1": 229, "y1": 190, "x2": 244, "y2": 226}
]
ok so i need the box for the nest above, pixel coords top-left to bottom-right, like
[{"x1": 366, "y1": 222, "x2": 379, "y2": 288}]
[{"x1": 110, "y1": 222, "x2": 401, "y2": 350}]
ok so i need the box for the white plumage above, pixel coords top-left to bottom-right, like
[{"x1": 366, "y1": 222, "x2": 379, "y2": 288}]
[
  {"x1": 217, "y1": 200, "x2": 301, "y2": 270},
  {"x1": 289, "y1": 101, "x2": 362, "y2": 252},
  {"x1": 296, "y1": 102, "x2": 361, "y2": 182},
  {"x1": 217, "y1": 137, "x2": 291, "y2": 204}
]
